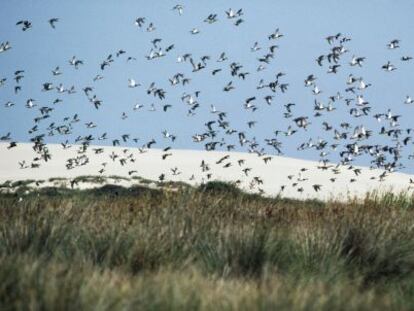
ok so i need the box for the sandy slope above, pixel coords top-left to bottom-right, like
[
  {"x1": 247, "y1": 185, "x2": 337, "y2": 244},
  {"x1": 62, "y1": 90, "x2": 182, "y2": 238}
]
[{"x1": 0, "y1": 142, "x2": 413, "y2": 201}]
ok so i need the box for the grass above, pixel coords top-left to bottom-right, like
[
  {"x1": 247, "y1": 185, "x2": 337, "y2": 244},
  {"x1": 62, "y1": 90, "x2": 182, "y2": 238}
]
[{"x1": 1, "y1": 180, "x2": 414, "y2": 310}]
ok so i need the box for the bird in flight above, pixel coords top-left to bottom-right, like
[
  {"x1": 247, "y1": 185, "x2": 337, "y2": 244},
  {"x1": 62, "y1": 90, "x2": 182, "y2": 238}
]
[
  {"x1": 48, "y1": 18, "x2": 59, "y2": 29},
  {"x1": 16, "y1": 20, "x2": 32, "y2": 31}
]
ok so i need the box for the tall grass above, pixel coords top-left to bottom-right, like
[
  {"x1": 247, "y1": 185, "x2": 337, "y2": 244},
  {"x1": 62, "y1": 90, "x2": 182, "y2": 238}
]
[{"x1": 1, "y1": 181, "x2": 414, "y2": 310}]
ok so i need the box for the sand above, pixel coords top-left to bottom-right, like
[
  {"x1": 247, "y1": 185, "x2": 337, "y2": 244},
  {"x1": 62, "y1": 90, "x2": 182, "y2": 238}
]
[{"x1": 0, "y1": 142, "x2": 413, "y2": 201}]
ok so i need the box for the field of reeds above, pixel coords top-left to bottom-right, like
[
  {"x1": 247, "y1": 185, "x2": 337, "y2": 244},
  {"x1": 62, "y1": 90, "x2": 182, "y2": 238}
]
[{"x1": 1, "y1": 181, "x2": 414, "y2": 310}]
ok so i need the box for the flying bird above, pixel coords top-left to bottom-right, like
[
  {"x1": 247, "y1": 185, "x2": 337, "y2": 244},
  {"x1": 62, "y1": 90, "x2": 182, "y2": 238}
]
[
  {"x1": 48, "y1": 18, "x2": 59, "y2": 28},
  {"x1": 16, "y1": 20, "x2": 32, "y2": 31},
  {"x1": 172, "y1": 4, "x2": 184, "y2": 15}
]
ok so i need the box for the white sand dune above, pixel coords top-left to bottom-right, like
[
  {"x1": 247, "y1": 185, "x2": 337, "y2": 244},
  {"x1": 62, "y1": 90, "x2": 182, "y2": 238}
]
[{"x1": 0, "y1": 142, "x2": 413, "y2": 201}]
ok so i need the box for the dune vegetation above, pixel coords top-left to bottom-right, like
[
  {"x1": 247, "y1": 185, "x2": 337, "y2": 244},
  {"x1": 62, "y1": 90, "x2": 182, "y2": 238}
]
[{"x1": 1, "y1": 181, "x2": 414, "y2": 310}]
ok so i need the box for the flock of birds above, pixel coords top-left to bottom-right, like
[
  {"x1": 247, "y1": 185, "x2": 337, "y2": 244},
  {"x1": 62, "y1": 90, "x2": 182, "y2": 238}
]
[{"x1": 1, "y1": 5, "x2": 414, "y2": 195}]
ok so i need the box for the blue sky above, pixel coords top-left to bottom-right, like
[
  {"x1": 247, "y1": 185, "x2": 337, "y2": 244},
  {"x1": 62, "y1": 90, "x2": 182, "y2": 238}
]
[{"x1": 1, "y1": 1, "x2": 414, "y2": 172}]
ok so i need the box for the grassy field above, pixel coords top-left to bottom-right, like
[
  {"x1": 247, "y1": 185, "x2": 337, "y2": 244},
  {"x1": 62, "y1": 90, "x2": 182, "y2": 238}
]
[{"x1": 1, "y1": 181, "x2": 414, "y2": 310}]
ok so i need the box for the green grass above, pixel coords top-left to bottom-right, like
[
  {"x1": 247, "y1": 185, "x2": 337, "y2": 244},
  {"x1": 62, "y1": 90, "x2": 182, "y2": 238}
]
[
  {"x1": 1, "y1": 181, "x2": 414, "y2": 310},
  {"x1": 0, "y1": 180, "x2": 12, "y2": 189},
  {"x1": 107, "y1": 175, "x2": 131, "y2": 182}
]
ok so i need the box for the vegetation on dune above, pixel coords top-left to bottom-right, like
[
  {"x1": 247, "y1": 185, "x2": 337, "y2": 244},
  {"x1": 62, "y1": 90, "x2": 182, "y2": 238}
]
[{"x1": 1, "y1": 181, "x2": 414, "y2": 310}]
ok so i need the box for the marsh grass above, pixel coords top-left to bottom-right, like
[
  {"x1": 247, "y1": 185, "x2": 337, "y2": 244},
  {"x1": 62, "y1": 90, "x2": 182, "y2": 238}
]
[{"x1": 1, "y1": 181, "x2": 414, "y2": 310}]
